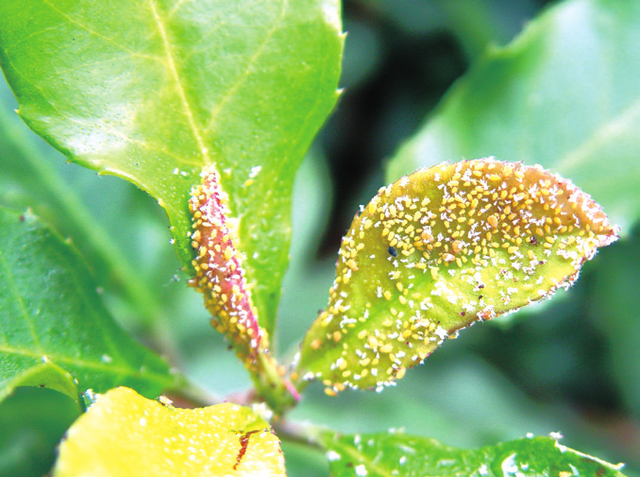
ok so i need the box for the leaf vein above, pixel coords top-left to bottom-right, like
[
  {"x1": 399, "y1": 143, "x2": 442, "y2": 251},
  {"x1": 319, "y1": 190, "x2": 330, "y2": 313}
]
[
  {"x1": 0, "y1": 344, "x2": 167, "y2": 384},
  {"x1": 0, "y1": 243, "x2": 43, "y2": 350},
  {"x1": 41, "y1": 0, "x2": 151, "y2": 58},
  {"x1": 148, "y1": 0, "x2": 210, "y2": 165},
  {"x1": 335, "y1": 442, "x2": 396, "y2": 477},
  {"x1": 205, "y1": 0, "x2": 289, "y2": 133}
]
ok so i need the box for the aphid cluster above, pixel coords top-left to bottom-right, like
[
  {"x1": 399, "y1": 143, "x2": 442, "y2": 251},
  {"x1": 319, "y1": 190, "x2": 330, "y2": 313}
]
[
  {"x1": 189, "y1": 165, "x2": 264, "y2": 365},
  {"x1": 298, "y1": 158, "x2": 618, "y2": 395}
]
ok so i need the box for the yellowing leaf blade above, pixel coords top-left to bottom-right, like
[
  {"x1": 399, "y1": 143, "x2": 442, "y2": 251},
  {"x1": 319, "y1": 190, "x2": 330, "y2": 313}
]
[
  {"x1": 296, "y1": 158, "x2": 618, "y2": 394},
  {"x1": 53, "y1": 387, "x2": 285, "y2": 477}
]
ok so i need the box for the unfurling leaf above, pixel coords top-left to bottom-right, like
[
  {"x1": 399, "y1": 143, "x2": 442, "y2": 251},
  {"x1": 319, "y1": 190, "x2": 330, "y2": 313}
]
[
  {"x1": 53, "y1": 387, "x2": 286, "y2": 477},
  {"x1": 188, "y1": 166, "x2": 298, "y2": 414},
  {"x1": 322, "y1": 431, "x2": 627, "y2": 477},
  {"x1": 296, "y1": 158, "x2": 618, "y2": 394},
  {"x1": 189, "y1": 165, "x2": 264, "y2": 363}
]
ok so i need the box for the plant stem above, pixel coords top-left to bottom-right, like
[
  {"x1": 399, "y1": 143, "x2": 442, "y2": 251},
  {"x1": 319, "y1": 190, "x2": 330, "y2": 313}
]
[
  {"x1": 251, "y1": 351, "x2": 299, "y2": 416},
  {"x1": 272, "y1": 418, "x2": 326, "y2": 453},
  {"x1": 164, "y1": 375, "x2": 224, "y2": 408}
]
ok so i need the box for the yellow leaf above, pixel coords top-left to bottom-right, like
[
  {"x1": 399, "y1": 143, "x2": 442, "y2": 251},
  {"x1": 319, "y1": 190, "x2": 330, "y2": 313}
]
[{"x1": 53, "y1": 387, "x2": 285, "y2": 477}]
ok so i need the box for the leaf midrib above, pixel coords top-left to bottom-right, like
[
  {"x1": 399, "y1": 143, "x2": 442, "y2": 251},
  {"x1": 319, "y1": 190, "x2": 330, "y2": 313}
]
[
  {"x1": 151, "y1": 0, "x2": 291, "y2": 166},
  {"x1": 0, "y1": 344, "x2": 168, "y2": 384},
  {"x1": 148, "y1": 0, "x2": 210, "y2": 166},
  {"x1": 334, "y1": 441, "x2": 396, "y2": 477},
  {"x1": 0, "y1": 240, "x2": 42, "y2": 350},
  {"x1": 0, "y1": 215, "x2": 167, "y2": 386}
]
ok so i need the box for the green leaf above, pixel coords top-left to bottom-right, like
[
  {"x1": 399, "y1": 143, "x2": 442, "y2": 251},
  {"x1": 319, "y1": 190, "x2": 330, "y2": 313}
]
[
  {"x1": 0, "y1": 207, "x2": 173, "y2": 403},
  {"x1": 0, "y1": 360, "x2": 78, "y2": 404},
  {"x1": 295, "y1": 159, "x2": 618, "y2": 394},
  {"x1": 0, "y1": 81, "x2": 163, "y2": 329},
  {"x1": 0, "y1": 0, "x2": 343, "y2": 336},
  {"x1": 322, "y1": 431, "x2": 627, "y2": 477},
  {"x1": 386, "y1": 0, "x2": 640, "y2": 232},
  {"x1": 53, "y1": 386, "x2": 286, "y2": 477}
]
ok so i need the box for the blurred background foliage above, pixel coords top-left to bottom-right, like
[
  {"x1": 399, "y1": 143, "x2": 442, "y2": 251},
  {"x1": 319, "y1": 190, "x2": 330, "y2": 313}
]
[{"x1": 1, "y1": 0, "x2": 638, "y2": 476}]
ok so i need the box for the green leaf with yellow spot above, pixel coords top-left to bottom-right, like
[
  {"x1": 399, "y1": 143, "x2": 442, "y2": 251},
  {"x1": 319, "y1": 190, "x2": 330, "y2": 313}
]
[
  {"x1": 296, "y1": 158, "x2": 618, "y2": 394},
  {"x1": 53, "y1": 387, "x2": 286, "y2": 477},
  {"x1": 322, "y1": 431, "x2": 627, "y2": 477}
]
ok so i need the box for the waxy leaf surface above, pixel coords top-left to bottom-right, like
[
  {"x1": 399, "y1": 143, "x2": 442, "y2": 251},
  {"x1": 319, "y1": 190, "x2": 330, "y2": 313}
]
[
  {"x1": 53, "y1": 387, "x2": 285, "y2": 477},
  {"x1": 0, "y1": 208, "x2": 173, "y2": 403},
  {"x1": 0, "y1": 0, "x2": 343, "y2": 337},
  {"x1": 323, "y1": 432, "x2": 626, "y2": 477},
  {"x1": 387, "y1": 0, "x2": 640, "y2": 231},
  {"x1": 297, "y1": 159, "x2": 617, "y2": 394}
]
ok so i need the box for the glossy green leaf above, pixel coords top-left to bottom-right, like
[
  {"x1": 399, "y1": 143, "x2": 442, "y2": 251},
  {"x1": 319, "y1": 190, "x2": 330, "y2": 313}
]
[
  {"x1": 53, "y1": 386, "x2": 285, "y2": 477},
  {"x1": 0, "y1": 207, "x2": 173, "y2": 403},
  {"x1": 322, "y1": 431, "x2": 627, "y2": 477},
  {"x1": 387, "y1": 0, "x2": 640, "y2": 232},
  {"x1": 296, "y1": 159, "x2": 618, "y2": 394},
  {"x1": 0, "y1": 360, "x2": 78, "y2": 404},
  {"x1": 0, "y1": 0, "x2": 343, "y2": 336}
]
